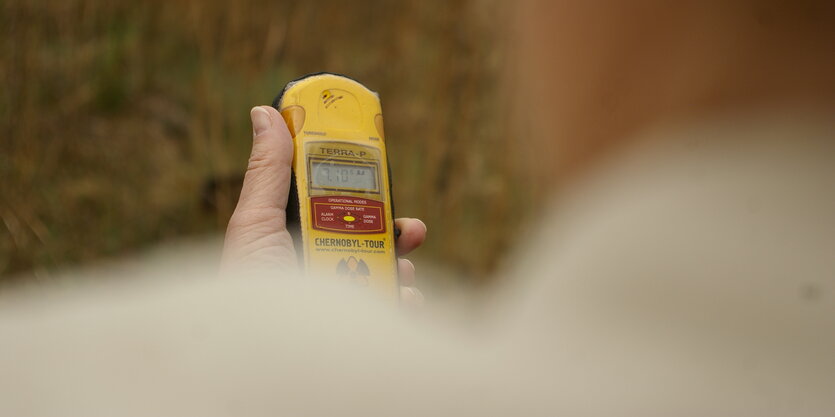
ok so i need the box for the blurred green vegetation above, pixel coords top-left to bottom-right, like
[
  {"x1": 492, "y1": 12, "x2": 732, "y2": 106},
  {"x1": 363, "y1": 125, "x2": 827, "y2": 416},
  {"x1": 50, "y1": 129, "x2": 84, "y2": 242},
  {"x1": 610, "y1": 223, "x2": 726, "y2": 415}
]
[{"x1": 1, "y1": 0, "x2": 535, "y2": 285}]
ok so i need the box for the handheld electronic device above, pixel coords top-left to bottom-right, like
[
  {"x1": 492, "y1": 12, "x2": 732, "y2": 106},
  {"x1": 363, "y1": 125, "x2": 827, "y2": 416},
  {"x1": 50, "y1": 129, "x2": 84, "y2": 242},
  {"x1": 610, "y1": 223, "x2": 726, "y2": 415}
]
[{"x1": 273, "y1": 73, "x2": 398, "y2": 298}]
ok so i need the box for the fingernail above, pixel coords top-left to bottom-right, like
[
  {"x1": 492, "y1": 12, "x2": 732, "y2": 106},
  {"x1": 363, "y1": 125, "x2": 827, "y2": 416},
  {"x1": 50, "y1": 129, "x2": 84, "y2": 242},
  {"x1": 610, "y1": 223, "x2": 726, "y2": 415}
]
[
  {"x1": 250, "y1": 107, "x2": 271, "y2": 136},
  {"x1": 400, "y1": 287, "x2": 425, "y2": 307},
  {"x1": 414, "y1": 218, "x2": 427, "y2": 234}
]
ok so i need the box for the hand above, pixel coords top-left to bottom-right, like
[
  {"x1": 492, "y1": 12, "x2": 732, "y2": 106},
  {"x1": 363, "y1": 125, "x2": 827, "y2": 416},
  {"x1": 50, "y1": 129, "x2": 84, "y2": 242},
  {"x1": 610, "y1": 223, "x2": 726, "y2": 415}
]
[{"x1": 222, "y1": 106, "x2": 426, "y2": 306}]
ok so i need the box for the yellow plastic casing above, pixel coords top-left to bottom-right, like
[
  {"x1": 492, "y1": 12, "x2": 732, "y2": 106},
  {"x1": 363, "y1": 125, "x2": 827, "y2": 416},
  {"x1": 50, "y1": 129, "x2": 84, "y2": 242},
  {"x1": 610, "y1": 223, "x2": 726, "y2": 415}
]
[{"x1": 276, "y1": 73, "x2": 397, "y2": 299}]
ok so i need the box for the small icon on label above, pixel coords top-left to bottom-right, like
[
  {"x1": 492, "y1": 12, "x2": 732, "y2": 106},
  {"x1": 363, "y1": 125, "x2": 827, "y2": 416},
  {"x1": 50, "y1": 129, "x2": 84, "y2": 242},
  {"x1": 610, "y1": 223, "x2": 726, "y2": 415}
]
[{"x1": 336, "y1": 256, "x2": 370, "y2": 286}]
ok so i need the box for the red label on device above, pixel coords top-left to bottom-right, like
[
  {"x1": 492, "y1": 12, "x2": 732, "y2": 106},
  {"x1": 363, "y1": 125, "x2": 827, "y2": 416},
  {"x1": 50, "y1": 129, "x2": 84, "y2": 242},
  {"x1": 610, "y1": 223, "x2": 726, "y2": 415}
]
[{"x1": 311, "y1": 196, "x2": 385, "y2": 233}]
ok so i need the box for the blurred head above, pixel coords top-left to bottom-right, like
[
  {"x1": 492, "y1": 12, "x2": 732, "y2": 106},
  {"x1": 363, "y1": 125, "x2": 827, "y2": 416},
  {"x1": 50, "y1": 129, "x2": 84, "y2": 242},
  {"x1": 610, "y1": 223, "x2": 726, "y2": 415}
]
[{"x1": 512, "y1": 0, "x2": 835, "y2": 181}]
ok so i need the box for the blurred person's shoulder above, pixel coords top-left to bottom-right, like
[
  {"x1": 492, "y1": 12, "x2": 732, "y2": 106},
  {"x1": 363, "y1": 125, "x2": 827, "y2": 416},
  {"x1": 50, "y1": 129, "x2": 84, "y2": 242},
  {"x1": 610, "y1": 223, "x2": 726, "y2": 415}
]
[
  {"x1": 510, "y1": 108, "x2": 835, "y2": 318},
  {"x1": 500, "y1": 109, "x2": 835, "y2": 411},
  {"x1": 494, "y1": 109, "x2": 835, "y2": 415}
]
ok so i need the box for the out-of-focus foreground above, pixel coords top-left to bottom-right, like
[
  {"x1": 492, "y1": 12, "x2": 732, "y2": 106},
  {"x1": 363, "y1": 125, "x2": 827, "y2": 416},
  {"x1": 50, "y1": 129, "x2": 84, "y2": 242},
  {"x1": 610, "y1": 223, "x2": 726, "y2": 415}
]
[{"x1": 0, "y1": 0, "x2": 527, "y2": 284}]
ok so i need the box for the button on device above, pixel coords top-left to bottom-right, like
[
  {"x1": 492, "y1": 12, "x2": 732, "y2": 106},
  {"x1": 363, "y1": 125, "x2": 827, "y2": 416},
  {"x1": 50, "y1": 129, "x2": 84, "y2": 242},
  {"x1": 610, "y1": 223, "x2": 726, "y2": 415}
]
[
  {"x1": 343, "y1": 215, "x2": 356, "y2": 222},
  {"x1": 279, "y1": 105, "x2": 305, "y2": 136}
]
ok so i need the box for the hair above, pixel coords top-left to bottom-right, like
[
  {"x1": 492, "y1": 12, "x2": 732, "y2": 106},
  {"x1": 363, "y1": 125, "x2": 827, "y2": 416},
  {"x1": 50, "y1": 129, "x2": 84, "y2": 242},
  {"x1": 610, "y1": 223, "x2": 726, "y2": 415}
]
[{"x1": 509, "y1": 0, "x2": 835, "y2": 183}]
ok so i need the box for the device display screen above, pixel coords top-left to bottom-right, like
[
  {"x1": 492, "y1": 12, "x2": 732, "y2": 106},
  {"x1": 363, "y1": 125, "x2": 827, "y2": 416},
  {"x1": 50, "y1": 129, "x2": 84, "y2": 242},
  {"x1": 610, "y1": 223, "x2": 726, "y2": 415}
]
[{"x1": 311, "y1": 161, "x2": 378, "y2": 191}]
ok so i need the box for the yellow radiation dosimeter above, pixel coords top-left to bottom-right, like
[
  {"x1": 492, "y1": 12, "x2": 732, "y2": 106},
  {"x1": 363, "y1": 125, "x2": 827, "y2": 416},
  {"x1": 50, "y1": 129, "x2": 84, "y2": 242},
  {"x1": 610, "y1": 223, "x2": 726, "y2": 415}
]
[{"x1": 273, "y1": 73, "x2": 398, "y2": 299}]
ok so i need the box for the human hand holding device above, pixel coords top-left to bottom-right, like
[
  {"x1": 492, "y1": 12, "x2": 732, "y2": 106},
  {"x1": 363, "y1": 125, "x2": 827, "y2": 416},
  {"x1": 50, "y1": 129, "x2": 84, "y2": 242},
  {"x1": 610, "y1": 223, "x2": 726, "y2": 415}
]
[{"x1": 222, "y1": 106, "x2": 425, "y2": 305}]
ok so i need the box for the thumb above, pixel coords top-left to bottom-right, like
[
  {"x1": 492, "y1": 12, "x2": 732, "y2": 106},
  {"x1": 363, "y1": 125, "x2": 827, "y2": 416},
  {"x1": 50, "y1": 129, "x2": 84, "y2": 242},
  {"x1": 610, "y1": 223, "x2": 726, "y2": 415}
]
[
  {"x1": 235, "y1": 106, "x2": 294, "y2": 217},
  {"x1": 221, "y1": 106, "x2": 297, "y2": 272}
]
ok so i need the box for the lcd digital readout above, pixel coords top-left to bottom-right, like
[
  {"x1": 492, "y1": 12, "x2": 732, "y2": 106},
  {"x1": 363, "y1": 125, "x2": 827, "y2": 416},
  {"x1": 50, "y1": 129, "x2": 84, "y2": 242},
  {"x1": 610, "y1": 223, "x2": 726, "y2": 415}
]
[{"x1": 310, "y1": 161, "x2": 377, "y2": 191}]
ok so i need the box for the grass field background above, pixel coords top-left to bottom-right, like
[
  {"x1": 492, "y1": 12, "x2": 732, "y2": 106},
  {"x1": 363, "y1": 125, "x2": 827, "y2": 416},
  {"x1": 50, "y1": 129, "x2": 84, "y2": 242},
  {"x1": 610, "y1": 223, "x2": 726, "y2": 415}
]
[{"x1": 1, "y1": 0, "x2": 544, "y2": 286}]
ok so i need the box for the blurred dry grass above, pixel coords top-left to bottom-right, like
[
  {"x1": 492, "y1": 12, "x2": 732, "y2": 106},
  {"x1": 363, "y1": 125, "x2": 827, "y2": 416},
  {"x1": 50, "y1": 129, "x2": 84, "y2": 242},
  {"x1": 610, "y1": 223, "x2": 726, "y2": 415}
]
[{"x1": 0, "y1": 0, "x2": 533, "y2": 285}]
